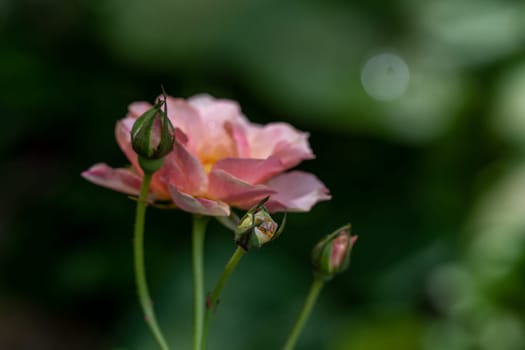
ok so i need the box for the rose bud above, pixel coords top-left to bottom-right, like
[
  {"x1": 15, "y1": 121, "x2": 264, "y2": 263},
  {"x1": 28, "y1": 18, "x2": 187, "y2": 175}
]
[
  {"x1": 131, "y1": 93, "x2": 174, "y2": 173},
  {"x1": 235, "y1": 197, "x2": 286, "y2": 251},
  {"x1": 311, "y1": 224, "x2": 357, "y2": 280}
]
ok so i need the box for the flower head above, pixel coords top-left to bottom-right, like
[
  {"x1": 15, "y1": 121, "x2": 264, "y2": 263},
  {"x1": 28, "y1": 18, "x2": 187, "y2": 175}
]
[
  {"x1": 234, "y1": 197, "x2": 285, "y2": 250},
  {"x1": 311, "y1": 224, "x2": 357, "y2": 280},
  {"x1": 82, "y1": 94, "x2": 331, "y2": 216}
]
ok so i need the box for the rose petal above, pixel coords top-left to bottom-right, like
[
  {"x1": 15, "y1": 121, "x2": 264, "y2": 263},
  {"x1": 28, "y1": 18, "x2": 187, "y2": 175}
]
[
  {"x1": 148, "y1": 168, "x2": 173, "y2": 200},
  {"x1": 169, "y1": 185, "x2": 230, "y2": 216},
  {"x1": 173, "y1": 127, "x2": 189, "y2": 145},
  {"x1": 212, "y1": 157, "x2": 284, "y2": 185},
  {"x1": 164, "y1": 97, "x2": 202, "y2": 154},
  {"x1": 81, "y1": 163, "x2": 144, "y2": 197},
  {"x1": 272, "y1": 137, "x2": 315, "y2": 168},
  {"x1": 264, "y1": 171, "x2": 331, "y2": 212},
  {"x1": 188, "y1": 94, "x2": 246, "y2": 124},
  {"x1": 208, "y1": 169, "x2": 276, "y2": 209},
  {"x1": 164, "y1": 133, "x2": 208, "y2": 195},
  {"x1": 225, "y1": 121, "x2": 251, "y2": 158},
  {"x1": 247, "y1": 123, "x2": 314, "y2": 168},
  {"x1": 127, "y1": 101, "x2": 152, "y2": 119},
  {"x1": 115, "y1": 118, "x2": 141, "y2": 172},
  {"x1": 164, "y1": 95, "x2": 242, "y2": 163}
]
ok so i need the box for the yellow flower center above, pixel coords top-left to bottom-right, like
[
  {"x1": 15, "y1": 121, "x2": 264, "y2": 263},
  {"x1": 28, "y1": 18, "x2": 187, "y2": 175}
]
[{"x1": 197, "y1": 141, "x2": 236, "y2": 173}]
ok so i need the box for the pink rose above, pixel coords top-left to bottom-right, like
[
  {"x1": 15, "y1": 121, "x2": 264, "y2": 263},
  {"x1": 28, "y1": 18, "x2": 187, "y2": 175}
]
[{"x1": 82, "y1": 95, "x2": 330, "y2": 216}]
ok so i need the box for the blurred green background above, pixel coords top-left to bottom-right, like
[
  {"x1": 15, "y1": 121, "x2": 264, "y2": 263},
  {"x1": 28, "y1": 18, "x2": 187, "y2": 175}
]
[{"x1": 2, "y1": 0, "x2": 525, "y2": 349}]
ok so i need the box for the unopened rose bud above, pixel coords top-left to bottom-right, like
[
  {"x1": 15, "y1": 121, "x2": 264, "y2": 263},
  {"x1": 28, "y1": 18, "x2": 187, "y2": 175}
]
[
  {"x1": 131, "y1": 93, "x2": 174, "y2": 173},
  {"x1": 235, "y1": 197, "x2": 286, "y2": 251},
  {"x1": 311, "y1": 224, "x2": 357, "y2": 280}
]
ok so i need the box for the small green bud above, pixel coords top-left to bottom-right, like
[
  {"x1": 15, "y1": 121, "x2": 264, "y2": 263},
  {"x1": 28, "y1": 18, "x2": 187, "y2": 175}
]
[
  {"x1": 311, "y1": 224, "x2": 357, "y2": 281},
  {"x1": 131, "y1": 93, "x2": 174, "y2": 173},
  {"x1": 235, "y1": 197, "x2": 286, "y2": 251}
]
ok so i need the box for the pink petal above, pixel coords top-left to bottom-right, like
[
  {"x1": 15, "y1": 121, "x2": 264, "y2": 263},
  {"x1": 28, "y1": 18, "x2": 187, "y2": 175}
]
[
  {"x1": 212, "y1": 157, "x2": 284, "y2": 185},
  {"x1": 208, "y1": 169, "x2": 276, "y2": 209},
  {"x1": 127, "y1": 101, "x2": 152, "y2": 119},
  {"x1": 272, "y1": 138, "x2": 315, "y2": 168},
  {"x1": 188, "y1": 94, "x2": 246, "y2": 124},
  {"x1": 148, "y1": 169, "x2": 172, "y2": 200},
  {"x1": 248, "y1": 123, "x2": 314, "y2": 169},
  {"x1": 163, "y1": 133, "x2": 208, "y2": 195},
  {"x1": 164, "y1": 97, "x2": 202, "y2": 154},
  {"x1": 173, "y1": 127, "x2": 189, "y2": 145},
  {"x1": 264, "y1": 171, "x2": 331, "y2": 212},
  {"x1": 225, "y1": 121, "x2": 251, "y2": 158},
  {"x1": 81, "y1": 163, "x2": 144, "y2": 197},
  {"x1": 184, "y1": 95, "x2": 244, "y2": 161},
  {"x1": 115, "y1": 118, "x2": 141, "y2": 172},
  {"x1": 167, "y1": 96, "x2": 241, "y2": 161},
  {"x1": 331, "y1": 233, "x2": 350, "y2": 268},
  {"x1": 169, "y1": 186, "x2": 230, "y2": 216}
]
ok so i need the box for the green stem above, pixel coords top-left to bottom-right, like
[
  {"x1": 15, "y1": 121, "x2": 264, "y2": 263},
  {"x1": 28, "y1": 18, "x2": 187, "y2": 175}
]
[
  {"x1": 202, "y1": 246, "x2": 246, "y2": 350},
  {"x1": 134, "y1": 172, "x2": 170, "y2": 350},
  {"x1": 282, "y1": 277, "x2": 325, "y2": 350},
  {"x1": 192, "y1": 215, "x2": 209, "y2": 350}
]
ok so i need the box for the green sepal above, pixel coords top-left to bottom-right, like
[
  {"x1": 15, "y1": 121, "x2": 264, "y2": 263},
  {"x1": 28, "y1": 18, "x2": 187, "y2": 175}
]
[
  {"x1": 216, "y1": 211, "x2": 241, "y2": 231},
  {"x1": 138, "y1": 156, "x2": 164, "y2": 175},
  {"x1": 131, "y1": 101, "x2": 162, "y2": 158},
  {"x1": 274, "y1": 212, "x2": 287, "y2": 240}
]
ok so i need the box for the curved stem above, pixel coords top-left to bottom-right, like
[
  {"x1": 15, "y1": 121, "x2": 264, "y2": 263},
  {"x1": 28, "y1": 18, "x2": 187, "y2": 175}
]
[
  {"x1": 192, "y1": 215, "x2": 209, "y2": 350},
  {"x1": 134, "y1": 172, "x2": 170, "y2": 350},
  {"x1": 202, "y1": 246, "x2": 246, "y2": 350},
  {"x1": 282, "y1": 277, "x2": 325, "y2": 350}
]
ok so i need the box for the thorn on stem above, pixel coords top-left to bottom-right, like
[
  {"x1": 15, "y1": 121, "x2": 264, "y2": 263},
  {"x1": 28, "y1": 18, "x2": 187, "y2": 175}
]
[{"x1": 206, "y1": 293, "x2": 212, "y2": 310}]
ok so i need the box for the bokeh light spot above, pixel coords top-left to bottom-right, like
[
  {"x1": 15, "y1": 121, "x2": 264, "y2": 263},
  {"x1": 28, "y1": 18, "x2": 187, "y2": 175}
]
[{"x1": 361, "y1": 53, "x2": 410, "y2": 101}]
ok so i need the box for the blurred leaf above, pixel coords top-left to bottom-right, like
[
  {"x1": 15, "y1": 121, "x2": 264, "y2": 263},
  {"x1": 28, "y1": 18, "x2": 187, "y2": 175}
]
[{"x1": 334, "y1": 315, "x2": 423, "y2": 350}]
